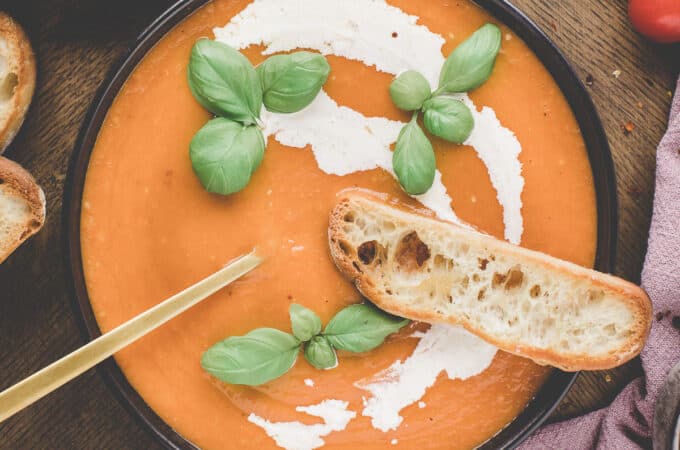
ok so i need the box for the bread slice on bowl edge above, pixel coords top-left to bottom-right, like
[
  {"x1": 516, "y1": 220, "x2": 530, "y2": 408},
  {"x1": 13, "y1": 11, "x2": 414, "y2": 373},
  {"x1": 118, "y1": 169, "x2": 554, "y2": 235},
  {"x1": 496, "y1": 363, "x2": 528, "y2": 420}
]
[
  {"x1": 328, "y1": 190, "x2": 652, "y2": 372},
  {"x1": 0, "y1": 12, "x2": 36, "y2": 153},
  {"x1": 0, "y1": 156, "x2": 45, "y2": 263}
]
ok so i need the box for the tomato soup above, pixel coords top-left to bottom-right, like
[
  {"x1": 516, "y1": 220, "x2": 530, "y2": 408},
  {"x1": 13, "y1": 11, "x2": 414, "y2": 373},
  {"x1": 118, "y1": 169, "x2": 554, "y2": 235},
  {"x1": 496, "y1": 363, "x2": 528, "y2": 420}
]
[{"x1": 81, "y1": 0, "x2": 597, "y2": 448}]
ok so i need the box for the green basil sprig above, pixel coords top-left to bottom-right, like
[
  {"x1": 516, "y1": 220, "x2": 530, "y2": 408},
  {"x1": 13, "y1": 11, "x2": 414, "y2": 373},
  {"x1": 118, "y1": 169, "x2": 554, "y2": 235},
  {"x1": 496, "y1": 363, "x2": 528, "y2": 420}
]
[
  {"x1": 189, "y1": 118, "x2": 265, "y2": 195},
  {"x1": 202, "y1": 303, "x2": 409, "y2": 385},
  {"x1": 388, "y1": 23, "x2": 502, "y2": 196},
  {"x1": 187, "y1": 41, "x2": 331, "y2": 195},
  {"x1": 422, "y1": 97, "x2": 474, "y2": 144},
  {"x1": 389, "y1": 70, "x2": 432, "y2": 111},
  {"x1": 257, "y1": 51, "x2": 330, "y2": 113},
  {"x1": 188, "y1": 39, "x2": 262, "y2": 125},
  {"x1": 435, "y1": 23, "x2": 502, "y2": 95},
  {"x1": 392, "y1": 115, "x2": 436, "y2": 195}
]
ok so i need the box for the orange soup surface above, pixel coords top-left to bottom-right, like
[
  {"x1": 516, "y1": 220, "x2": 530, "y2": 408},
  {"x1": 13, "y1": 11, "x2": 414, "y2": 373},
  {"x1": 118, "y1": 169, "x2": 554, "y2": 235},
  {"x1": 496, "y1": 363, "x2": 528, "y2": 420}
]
[{"x1": 81, "y1": 1, "x2": 597, "y2": 448}]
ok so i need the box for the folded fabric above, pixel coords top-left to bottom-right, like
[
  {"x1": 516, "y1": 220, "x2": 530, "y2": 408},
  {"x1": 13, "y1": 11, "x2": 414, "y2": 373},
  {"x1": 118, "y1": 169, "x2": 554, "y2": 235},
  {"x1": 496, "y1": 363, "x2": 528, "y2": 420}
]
[{"x1": 521, "y1": 78, "x2": 680, "y2": 449}]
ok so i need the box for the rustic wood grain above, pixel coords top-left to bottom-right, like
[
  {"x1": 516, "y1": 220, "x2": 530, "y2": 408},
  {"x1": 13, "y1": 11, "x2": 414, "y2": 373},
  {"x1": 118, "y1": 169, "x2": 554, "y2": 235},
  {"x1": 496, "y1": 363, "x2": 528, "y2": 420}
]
[
  {"x1": 0, "y1": 0, "x2": 676, "y2": 447},
  {"x1": 509, "y1": 0, "x2": 677, "y2": 421}
]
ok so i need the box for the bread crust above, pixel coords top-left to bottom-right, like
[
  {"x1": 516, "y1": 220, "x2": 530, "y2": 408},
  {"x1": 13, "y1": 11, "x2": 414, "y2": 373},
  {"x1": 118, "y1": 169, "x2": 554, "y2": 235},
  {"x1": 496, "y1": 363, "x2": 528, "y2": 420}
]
[
  {"x1": 0, "y1": 156, "x2": 45, "y2": 262},
  {"x1": 0, "y1": 12, "x2": 36, "y2": 153},
  {"x1": 328, "y1": 190, "x2": 652, "y2": 372}
]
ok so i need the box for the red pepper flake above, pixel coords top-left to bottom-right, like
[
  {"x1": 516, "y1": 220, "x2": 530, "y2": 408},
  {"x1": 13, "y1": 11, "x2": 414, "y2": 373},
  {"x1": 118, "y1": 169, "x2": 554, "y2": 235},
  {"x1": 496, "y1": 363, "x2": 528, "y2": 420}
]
[
  {"x1": 623, "y1": 121, "x2": 635, "y2": 135},
  {"x1": 550, "y1": 22, "x2": 557, "y2": 32},
  {"x1": 391, "y1": 31, "x2": 398, "y2": 38},
  {"x1": 287, "y1": 294, "x2": 293, "y2": 300},
  {"x1": 585, "y1": 74, "x2": 594, "y2": 86}
]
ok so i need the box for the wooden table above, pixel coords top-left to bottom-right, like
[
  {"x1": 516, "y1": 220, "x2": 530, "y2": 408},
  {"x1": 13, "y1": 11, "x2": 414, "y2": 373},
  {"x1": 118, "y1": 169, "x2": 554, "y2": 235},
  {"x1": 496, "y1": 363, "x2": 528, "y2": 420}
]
[{"x1": 0, "y1": 0, "x2": 676, "y2": 447}]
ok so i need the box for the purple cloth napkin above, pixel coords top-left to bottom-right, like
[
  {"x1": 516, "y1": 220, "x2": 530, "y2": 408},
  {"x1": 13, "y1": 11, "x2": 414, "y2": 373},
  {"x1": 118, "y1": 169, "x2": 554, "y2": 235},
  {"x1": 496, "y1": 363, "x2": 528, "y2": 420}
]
[{"x1": 521, "y1": 78, "x2": 680, "y2": 449}]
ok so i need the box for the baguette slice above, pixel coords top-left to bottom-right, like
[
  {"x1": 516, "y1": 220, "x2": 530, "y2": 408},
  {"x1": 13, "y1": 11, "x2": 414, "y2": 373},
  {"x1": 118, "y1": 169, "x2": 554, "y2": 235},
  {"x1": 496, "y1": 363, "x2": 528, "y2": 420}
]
[
  {"x1": 328, "y1": 190, "x2": 652, "y2": 371},
  {"x1": 0, "y1": 12, "x2": 36, "y2": 153},
  {"x1": 0, "y1": 156, "x2": 45, "y2": 263}
]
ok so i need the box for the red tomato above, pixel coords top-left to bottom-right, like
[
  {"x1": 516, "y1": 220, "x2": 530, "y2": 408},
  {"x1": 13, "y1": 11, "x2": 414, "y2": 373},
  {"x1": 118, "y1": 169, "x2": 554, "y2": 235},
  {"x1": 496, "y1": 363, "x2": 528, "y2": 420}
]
[{"x1": 628, "y1": 0, "x2": 680, "y2": 43}]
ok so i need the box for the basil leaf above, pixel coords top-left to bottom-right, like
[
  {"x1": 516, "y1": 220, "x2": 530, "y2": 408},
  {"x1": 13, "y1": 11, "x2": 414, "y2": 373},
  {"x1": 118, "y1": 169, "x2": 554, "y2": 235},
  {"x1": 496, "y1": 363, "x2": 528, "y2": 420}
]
[
  {"x1": 188, "y1": 39, "x2": 262, "y2": 125},
  {"x1": 304, "y1": 335, "x2": 338, "y2": 370},
  {"x1": 392, "y1": 117, "x2": 436, "y2": 195},
  {"x1": 389, "y1": 70, "x2": 431, "y2": 111},
  {"x1": 436, "y1": 23, "x2": 502, "y2": 94},
  {"x1": 289, "y1": 303, "x2": 322, "y2": 342},
  {"x1": 423, "y1": 97, "x2": 474, "y2": 144},
  {"x1": 201, "y1": 328, "x2": 300, "y2": 386},
  {"x1": 257, "y1": 51, "x2": 330, "y2": 113},
  {"x1": 324, "y1": 304, "x2": 409, "y2": 353},
  {"x1": 189, "y1": 118, "x2": 265, "y2": 195}
]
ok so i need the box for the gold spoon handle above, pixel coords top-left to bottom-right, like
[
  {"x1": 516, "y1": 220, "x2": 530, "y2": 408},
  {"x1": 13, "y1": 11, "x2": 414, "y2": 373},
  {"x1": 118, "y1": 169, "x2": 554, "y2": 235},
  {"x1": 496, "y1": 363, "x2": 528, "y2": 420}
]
[{"x1": 0, "y1": 250, "x2": 262, "y2": 423}]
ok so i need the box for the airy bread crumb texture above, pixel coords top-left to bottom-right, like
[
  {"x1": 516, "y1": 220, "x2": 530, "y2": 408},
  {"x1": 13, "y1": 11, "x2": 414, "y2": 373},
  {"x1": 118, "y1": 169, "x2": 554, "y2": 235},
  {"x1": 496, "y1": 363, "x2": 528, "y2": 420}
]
[
  {"x1": 0, "y1": 157, "x2": 45, "y2": 263},
  {"x1": 329, "y1": 192, "x2": 652, "y2": 371},
  {"x1": 0, "y1": 12, "x2": 36, "y2": 153}
]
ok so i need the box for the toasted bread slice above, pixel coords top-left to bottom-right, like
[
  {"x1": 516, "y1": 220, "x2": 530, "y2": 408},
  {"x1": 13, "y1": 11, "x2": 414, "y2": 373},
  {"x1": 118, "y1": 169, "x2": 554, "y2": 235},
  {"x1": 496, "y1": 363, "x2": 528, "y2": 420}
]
[
  {"x1": 0, "y1": 156, "x2": 45, "y2": 263},
  {"x1": 0, "y1": 13, "x2": 36, "y2": 153},
  {"x1": 328, "y1": 191, "x2": 652, "y2": 371}
]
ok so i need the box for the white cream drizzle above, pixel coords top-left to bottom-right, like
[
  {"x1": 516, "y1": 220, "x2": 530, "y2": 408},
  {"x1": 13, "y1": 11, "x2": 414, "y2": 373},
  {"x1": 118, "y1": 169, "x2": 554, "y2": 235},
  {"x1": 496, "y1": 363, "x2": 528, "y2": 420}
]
[
  {"x1": 460, "y1": 96, "x2": 525, "y2": 244},
  {"x1": 213, "y1": 0, "x2": 445, "y2": 83},
  {"x1": 355, "y1": 325, "x2": 497, "y2": 431},
  {"x1": 260, "y1": 91, "x2": 460, "y2": 223},
  {"x1": 214, "y1": 0, "x2": 525, "y2": 243},
  {"x1": 262, "y1": 91, "x2": 399, "y2": 176},
  {"x1": 248, "y1": 400, "x2": 356, "y2": 450},
  {"x1": 213, "y1": 0, "x2": 526, "y2": 444}
]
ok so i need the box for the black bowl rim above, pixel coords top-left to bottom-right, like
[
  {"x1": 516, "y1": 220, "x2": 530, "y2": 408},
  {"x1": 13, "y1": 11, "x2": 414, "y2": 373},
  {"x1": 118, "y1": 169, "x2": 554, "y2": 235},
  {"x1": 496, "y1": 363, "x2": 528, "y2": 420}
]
[{"x1": 63, "y1": 1, "x2": 617, "y2": 449}]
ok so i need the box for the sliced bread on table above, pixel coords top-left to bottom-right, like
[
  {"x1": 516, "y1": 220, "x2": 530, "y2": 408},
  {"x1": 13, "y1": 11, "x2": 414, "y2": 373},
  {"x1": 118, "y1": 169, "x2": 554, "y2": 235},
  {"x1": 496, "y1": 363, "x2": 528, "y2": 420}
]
[
  {"x1": 0, "y1": 156, "x2": 45, "y2": 263},
  {"x1": 328, "y1": 191, "x2": 652, "y2": 371},
  {"x1": 0, "y1": 12, "x2": 36, "y2": 153}
]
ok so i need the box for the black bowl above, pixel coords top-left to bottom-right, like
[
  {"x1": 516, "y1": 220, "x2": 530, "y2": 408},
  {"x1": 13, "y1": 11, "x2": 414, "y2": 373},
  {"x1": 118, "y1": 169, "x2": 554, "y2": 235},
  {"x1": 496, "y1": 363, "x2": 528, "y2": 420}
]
[{"x1": 64, "y1": 1, "x2": 617, "y2": 448}]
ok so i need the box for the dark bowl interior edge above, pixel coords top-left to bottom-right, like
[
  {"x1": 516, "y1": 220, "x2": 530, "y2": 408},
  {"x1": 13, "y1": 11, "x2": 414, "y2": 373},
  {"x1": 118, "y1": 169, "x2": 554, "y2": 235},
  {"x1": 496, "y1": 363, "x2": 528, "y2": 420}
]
[{"x1": 63, "y1": 1, "x2": 618, "y2": 449}]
